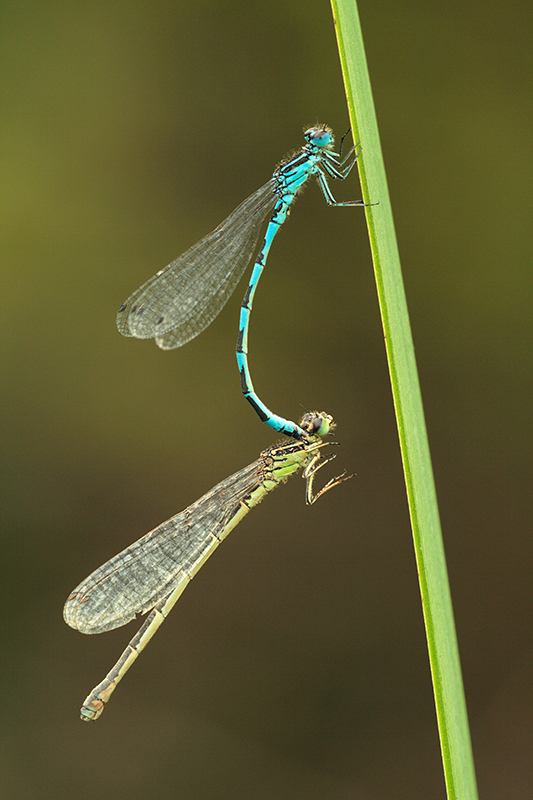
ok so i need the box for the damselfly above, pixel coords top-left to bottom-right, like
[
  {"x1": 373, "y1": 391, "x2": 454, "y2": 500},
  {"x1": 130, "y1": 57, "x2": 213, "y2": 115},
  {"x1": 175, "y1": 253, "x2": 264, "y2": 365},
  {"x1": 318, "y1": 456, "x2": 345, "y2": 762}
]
[
  {"x1": 64, "y1": 411, "x2": 351, "y2": 721},
  {"x1": 117, "y1": 125, "x2": 370, "y2": 440}
]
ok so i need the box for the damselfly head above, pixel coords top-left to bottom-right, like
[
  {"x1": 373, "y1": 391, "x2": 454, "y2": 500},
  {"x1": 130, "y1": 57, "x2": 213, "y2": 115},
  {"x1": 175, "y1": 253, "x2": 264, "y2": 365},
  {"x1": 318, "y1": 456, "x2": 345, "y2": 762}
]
[
  {"x1": 304, "y1": 124, "x2": 334, "y2": 150},
  {"x1": 299, "y1": 411, "x2": 335, "y2": 438}
]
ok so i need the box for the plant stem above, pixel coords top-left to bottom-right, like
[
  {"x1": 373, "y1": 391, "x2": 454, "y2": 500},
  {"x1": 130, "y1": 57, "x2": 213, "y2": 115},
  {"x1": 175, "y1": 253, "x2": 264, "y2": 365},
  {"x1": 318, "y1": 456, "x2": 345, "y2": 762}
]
[{"x1": 329, "y1": 1, "x2": 479, "y2": 798}]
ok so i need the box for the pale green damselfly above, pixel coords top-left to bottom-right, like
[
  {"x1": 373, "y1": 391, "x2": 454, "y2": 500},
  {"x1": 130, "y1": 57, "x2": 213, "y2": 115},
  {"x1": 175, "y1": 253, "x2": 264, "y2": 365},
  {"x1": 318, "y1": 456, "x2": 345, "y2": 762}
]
[{"x1": 64, "y1": 411, "x2": 350, "y2": 721}]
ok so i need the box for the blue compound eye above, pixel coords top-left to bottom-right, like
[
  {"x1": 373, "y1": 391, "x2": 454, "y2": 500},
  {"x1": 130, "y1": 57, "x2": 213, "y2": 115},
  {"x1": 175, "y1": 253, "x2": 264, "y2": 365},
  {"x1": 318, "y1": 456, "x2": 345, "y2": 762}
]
[{"x1": 305, "y1": 127, "x2": 334, "y2": 148}]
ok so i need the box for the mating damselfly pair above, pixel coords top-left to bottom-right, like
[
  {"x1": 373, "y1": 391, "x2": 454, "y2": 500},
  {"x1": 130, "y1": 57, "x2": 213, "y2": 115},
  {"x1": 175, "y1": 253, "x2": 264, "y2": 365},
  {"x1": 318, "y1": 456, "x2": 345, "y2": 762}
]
[{"x1": 65, "y1": 125, "x2": 370, "y2": 719}]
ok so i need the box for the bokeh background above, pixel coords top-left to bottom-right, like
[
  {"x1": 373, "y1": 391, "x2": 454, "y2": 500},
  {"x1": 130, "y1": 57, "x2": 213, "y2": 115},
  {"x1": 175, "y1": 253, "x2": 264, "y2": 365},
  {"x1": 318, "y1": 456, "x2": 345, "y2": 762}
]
[{"x1": 2, "y1": 1, "x2": 532, "y2": 798}]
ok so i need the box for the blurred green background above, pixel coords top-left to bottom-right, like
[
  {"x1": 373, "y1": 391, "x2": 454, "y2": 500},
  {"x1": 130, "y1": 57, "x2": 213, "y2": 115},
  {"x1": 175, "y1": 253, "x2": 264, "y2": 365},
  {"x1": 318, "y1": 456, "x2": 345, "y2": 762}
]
[{"x1": 2, "y1": 1, "x2": 532, "y2": 798}]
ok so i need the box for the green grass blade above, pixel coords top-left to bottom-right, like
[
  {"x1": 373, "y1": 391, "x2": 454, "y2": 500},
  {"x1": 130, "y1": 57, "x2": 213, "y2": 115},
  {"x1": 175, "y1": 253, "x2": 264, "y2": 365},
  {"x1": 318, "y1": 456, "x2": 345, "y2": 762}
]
[{"x1": 329, "y1": 2, "x2": 479, "y2": 798}]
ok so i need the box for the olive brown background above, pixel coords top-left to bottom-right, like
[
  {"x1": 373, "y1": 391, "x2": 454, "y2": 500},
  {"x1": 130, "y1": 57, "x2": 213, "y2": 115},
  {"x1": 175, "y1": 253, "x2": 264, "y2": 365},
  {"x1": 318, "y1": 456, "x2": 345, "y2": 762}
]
[{"x1": 2, "y1": 1, "x2": 532, "y2": 798}]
